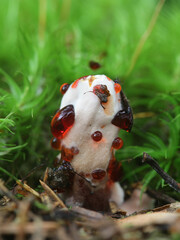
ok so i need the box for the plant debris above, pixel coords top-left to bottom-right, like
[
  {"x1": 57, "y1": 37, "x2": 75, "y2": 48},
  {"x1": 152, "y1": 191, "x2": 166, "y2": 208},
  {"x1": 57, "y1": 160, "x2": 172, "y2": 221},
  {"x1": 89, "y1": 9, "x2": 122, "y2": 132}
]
[
  {"x1": 0, "y1": 179, "x2": 180, "y2": 240},
  {"x1": 142, "y1": 152, "x2": 180, "y2": 193}
]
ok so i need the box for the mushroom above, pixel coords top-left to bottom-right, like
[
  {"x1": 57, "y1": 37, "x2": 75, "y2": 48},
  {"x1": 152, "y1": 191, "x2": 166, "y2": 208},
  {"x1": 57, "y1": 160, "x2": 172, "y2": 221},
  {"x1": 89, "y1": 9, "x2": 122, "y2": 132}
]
[{"x1": 49, "y1": 75, "x2": 133, "y2": 211}]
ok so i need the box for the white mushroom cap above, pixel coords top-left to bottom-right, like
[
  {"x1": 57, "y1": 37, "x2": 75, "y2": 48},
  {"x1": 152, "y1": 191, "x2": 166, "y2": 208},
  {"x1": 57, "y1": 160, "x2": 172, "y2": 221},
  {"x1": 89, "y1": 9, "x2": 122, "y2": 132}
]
[{"x1": 60, "y1": 75, "x2": 122, "y2": 174}]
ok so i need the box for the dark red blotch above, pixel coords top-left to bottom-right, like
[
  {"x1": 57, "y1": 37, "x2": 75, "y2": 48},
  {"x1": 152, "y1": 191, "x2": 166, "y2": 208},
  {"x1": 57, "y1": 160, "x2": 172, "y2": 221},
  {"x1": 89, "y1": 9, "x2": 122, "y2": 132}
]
[
  {"x1": 61, "y1": 145, "x2": 79, "y2": 162},
  {"x1": 51, "y1": 104, "x2": 75, "y2": 139},
  {"x1": 107, "y1": 154, "x2": 123, "y2": 182},
  {"x1": 91, "y1": 131, "x2": 102, "y2": 142},
  {"x1": 60, "y1": 83, "x2": 70, "y2": 94},
  {"x1": 89, "y1": 61, "x2": 101, "y2": 70},
  {"x1": 51, "y1": 137, "x2": 61, "y2": 150},
  {"x1": 93, "y1": 84, "x2": 110, "y2": 103},
  {"x1": 91, "y1": 169, "x2": 106, "y2": 180},
  {"x1": 111, "y1": 90, "x2": 133, "y2": 132}
]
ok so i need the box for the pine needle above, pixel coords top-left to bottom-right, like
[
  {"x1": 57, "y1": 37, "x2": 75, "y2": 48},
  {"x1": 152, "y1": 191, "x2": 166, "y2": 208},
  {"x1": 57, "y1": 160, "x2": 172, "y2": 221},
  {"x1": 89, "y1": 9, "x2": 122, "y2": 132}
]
[{"x1": 39, "y1": 180, "x2": 67, "y2": 209}]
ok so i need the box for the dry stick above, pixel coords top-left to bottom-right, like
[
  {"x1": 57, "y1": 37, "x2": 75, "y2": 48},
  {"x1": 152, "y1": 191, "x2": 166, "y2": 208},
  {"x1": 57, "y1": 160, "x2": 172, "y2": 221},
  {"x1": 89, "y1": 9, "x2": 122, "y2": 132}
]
[
  {"x1": 43, "y1": 167, "x2": 49, "y2": 183},
  {"x1": 126, "y1": 0, "x2": 165, "y2": 77},
  {"x1": 142, "y1": 152, "x2": 180, "y2": 193},
  {"x1": 39, "y1": 180, "x2": 67, "y2": 209},
  {"x1": 16, "y1": 180, "x2": 40, "y2": 198},
  {"x1": 146, "y1": 188, "x2": 176, "y2": 204}
]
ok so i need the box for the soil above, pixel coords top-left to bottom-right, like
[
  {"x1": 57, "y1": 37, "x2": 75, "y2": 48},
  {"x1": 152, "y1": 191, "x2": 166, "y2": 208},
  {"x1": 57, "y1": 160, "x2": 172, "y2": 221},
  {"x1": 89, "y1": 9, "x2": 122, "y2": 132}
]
[{"x1": 0, "y1": 179, "x2": 179, "y2": 240}]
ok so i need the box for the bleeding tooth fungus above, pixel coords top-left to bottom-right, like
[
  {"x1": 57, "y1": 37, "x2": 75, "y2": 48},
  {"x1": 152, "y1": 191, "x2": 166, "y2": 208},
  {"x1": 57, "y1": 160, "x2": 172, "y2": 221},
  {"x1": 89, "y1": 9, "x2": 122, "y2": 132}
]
[{"x1": 48, "y1": 75, "x2": 133, "y2": 211}]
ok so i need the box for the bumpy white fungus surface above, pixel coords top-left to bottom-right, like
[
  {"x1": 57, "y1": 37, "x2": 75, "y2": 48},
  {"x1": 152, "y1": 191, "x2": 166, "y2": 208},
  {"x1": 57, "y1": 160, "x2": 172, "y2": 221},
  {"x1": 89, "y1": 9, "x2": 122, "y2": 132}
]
[{"x1": 60, "y1": 75, "x2": 122, "y2": 174}]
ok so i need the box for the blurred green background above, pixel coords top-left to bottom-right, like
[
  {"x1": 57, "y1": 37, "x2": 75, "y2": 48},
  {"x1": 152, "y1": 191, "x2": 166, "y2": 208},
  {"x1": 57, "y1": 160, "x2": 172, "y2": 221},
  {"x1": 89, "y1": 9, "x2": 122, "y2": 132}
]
[{"x1": 0, "y1": 0, "x2": 180, "y2": 200}]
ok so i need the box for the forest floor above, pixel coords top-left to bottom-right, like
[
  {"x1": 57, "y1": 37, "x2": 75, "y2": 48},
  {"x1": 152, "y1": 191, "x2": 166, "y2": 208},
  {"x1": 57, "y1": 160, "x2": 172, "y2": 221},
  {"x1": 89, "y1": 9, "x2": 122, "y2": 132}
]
[{"x1": 0, "y1": 179, "x2": 179, "y2": 240}]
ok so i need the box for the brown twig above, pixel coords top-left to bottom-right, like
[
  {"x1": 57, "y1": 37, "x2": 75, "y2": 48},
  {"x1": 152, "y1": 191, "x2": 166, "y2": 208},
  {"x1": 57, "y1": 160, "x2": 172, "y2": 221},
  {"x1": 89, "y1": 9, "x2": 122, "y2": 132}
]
[
  {"x1": 72, "y1": 206, "x2": 103, "y2": 220},
  {"x1": 43, "y1": 167, "x2": 49, "y2": 183},
  {"x1": 16, "y1": 180, "x2": 40, "y2": 198},
  {"x1": 146, "y1": 188, "x2": 176, "y2": 204},
  {"x1": 39, "y1": 180, "x2": 67, "y2": 209},
  {"x1": 142, "y1": 152, "x2": 180, "y2": 193}
]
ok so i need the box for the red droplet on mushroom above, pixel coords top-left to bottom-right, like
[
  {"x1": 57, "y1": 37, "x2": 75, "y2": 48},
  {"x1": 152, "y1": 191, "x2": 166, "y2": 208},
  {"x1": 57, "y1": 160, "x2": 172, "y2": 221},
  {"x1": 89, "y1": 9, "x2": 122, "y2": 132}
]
[
  {"x1": 111, "y1": 109, "x2": 133, "y2": 132},
  {"x1": 51, "y1": 104, "x2": 75, "y2": 139},
  {"x1": 93, "y1": 84, "x2": 110, "y2": 103},
  {"x1": 60, "y1": 83, "x2": 70, "y2": 95},
  {"x1": 77, "y1": 75, "x2": 88, "y2": 81},
  {"x1": 60, "y1": 145, "x2": 79, "y2": 162},
  {"x1": 89, "y1": 61, "x2": 101, "y2": 70},
  {"x1": 71, "y1": 79, "x2": 80, "y2": 88},
  {"x1": 71, "y1": 146, "x2": 79, "y2": 155},
  {"x1": 61, "y1": 146, "x2": 73, "y2": 162},
  {"x1": 114, "y1": 83, "x2": 121, "y2": 94},
  {"x1": 112, "y1": 137, "x2": 123, "y2": 149},
  {"x1": 91, "y1": 131, "x2": 102, "y2": 142},
  {"x1": 106, "y1": 76, "x2": 111, "y2": 81},
  {"x1": 108, "y1": 154, "x2": 123, "y2": 182},
  {"x1": 51, "y1": 137, "x2": 61, "y2": 150},
  {"x1": 91, "y1": 169, "x2": 106, "y2": 180},
  {"x1": 85, "y1": 173, "x2": 91, "y2": 178},
  {"x1": 111, "y1": 91, "x2": 133, "y2": 132}
]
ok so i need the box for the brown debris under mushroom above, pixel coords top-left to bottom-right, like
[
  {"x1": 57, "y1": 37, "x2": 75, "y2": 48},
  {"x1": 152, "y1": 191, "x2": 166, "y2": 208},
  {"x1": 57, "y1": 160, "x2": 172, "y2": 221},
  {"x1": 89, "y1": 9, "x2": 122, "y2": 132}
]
[{"x1": 0, "y1": 178, "x2": 179, "y2": 240}]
